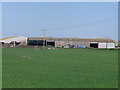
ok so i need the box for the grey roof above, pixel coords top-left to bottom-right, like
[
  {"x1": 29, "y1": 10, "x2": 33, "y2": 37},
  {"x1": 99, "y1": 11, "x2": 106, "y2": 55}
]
[{"x1": 28, "y1": 37, "x2": 116, "y2": 43}]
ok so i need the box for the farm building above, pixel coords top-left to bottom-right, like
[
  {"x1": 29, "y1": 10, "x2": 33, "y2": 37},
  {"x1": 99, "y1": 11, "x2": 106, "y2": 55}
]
[
  {"x1": 0, "y1": 36, "x2": 27, "y2": 45},
  {"x1": 27, "y1": 37, "x2": 116, "y2": 48}
]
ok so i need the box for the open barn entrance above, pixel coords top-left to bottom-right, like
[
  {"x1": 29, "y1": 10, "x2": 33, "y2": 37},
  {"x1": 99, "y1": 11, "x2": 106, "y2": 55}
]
[
  {"x1": 28, "y1": 40, "x2": 46, "y2": 46},
  {"x1": 90, "y1": 42, "x2": 98, "y2": 48},
  {"x1": 46, "y1": 40, "x2": 55, "y2": 47},
  {"x1": 28, "y1": 40, "x2": 55, "y2": 47}
]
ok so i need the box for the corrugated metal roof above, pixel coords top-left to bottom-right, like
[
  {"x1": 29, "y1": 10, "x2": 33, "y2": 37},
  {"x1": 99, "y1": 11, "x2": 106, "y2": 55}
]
[{"x1": 28, "y1": 37, "x2": 116, "y2": 43}]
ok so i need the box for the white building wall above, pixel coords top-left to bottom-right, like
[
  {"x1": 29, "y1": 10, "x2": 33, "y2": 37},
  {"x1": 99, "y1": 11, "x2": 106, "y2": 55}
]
[
  {"x1": 98, "y1": 42, "x2": 106, "y2": 48},
  {"x1": 98, "y1": 42, "x2": 115, "y2": 48},
  {"x1": 107, "y1": 43, "x2": 115, "y2": 48}
]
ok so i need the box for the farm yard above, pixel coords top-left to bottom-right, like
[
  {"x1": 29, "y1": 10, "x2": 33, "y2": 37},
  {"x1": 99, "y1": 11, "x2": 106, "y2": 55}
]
[{"x1": 2, "y1": 48, "x2": 118, "y2": 88}]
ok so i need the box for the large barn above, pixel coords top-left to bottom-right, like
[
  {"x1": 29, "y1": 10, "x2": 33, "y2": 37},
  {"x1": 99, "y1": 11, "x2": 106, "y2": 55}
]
[
  {"x1": 0, "y1": 36, "x2": 27, "y2": 45},
  {"x1": 27, "y1": 37, "x2": 116, "y2": 48}
]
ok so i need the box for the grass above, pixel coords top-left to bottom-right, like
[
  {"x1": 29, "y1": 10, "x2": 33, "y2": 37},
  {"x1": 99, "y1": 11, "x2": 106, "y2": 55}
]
[{"x1": 2, "y1": 48, "x2": 118, "y2": 88}]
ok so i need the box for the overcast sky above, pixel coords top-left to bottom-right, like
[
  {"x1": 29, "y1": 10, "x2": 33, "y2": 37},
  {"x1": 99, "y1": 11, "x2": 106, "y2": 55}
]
[{"x1": 2, "y1": 2, "x2": 118, "y2": 41}]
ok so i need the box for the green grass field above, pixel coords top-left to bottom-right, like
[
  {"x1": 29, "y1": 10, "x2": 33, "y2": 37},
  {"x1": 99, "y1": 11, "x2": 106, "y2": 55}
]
[{"x1": 2, "y1": 48, "x2": 118, "y2": 88}]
